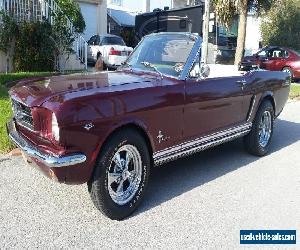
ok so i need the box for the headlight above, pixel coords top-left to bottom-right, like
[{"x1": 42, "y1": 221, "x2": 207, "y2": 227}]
[{"x1": 52, "y1": 113, "x2": 60, "y2": 141}]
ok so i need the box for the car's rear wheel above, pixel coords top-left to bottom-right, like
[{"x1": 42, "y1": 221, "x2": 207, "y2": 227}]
[
  {"x1": 88, "y1": 128, "x2": 150, "y2": 220},
  {"x1": 244, "y1": 100, "x2": 274, "y2": 156}
]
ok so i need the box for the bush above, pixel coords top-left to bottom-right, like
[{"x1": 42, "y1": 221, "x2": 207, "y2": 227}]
[
  {"x1": 14, "y1": 21, "x2": 55, "y2": 72},
  {"x1": 261, "y1": 0, "x2": 300, "y2": 50},
  {"x1": 0, "y1": 0, "x2": 86, "y2": 73}
]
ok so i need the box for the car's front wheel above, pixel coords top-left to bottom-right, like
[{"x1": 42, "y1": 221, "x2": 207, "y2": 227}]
[
  {"x1": 282, "y1": 67, "x2": 293, "y2": 79},
  {"x1": 244, "y1": 100, "x2": 274, "y2": 156},
  {"x1": 88, "y1": 128, "x2": 150, "y2": 220}
]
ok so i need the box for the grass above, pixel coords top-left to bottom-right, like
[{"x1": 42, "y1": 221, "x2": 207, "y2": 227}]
[
  {"x1": 0, "y1": 84, "x2": 13, "y2": 153},
  {"x1": 290, "y1": 83, "x2": 300, "y2": 99},
  {"x1": 0, "y1": 72, "x2": 53, "y2": 86}
]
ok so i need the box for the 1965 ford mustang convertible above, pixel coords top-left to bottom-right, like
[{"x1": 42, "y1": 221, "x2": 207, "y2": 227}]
[{"x1": 7, "y1": 33, "x2": 290, "y2": 220}]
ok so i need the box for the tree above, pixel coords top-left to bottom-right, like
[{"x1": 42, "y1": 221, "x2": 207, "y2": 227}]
[
  {"x1": 261, "y1": 0, "x2": 300, "y2": 51},
  {"x1": 57, "y1": 0, "x2": 86, "y2": 33},
  {"x1": 213, "y1": 0, "x2": 274, "y2": 65}
]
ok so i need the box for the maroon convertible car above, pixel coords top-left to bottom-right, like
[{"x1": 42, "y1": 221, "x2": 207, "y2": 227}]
[{"x1": 7, "y1": 33, "x2": 290, "y2": 220}]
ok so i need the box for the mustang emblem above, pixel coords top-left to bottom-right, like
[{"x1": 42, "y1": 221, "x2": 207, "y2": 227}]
[
  {"x1": 157, "y1": 130, "x2": 170, "y2": 144},
  {"x1": 83, "y1": 123, "x2": 94, "y2": 131}
]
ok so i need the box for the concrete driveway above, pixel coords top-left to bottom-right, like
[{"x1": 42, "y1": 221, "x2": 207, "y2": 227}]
[{"x1": 1, "y1": 101, "x2": 299, "y2": 249}]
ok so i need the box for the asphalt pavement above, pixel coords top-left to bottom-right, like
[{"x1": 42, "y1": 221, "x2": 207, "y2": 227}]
[{"x1": 0, "y1": 101, "x2": 299, "y2": 249}]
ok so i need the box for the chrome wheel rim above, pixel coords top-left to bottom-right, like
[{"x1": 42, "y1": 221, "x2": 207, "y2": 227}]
[
  {"x1": 107, "y1": 145, "x2": 142, "y2": 205},
  {"x1": 283, "y1": 68, "x2": 292, "y2": 78},
  {"x1": 258, "y1": 110, "x2": 272, "y2": 148}
]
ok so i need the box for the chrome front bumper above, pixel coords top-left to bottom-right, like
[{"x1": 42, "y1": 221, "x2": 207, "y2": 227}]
[{"x1": 7, "y1": 120, "x2": 86, "y2": 168}]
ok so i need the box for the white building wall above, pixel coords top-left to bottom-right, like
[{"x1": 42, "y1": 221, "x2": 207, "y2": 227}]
[
  {"x1": 98, "y1": 0, "x2": 108, "y2": 35},
  {"x1": 78, "y1": 0, "x2": 107, "y2": 40}
]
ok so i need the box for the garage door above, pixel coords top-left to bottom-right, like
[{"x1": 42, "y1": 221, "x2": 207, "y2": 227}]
[{"x1": 79, "y1": 2, "x2": 98, "y2": 41}]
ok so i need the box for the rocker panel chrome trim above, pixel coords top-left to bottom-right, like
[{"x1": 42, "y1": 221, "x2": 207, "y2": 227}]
[{"x1": 153, "y1": 122, "x2": 252, "y2": 166}]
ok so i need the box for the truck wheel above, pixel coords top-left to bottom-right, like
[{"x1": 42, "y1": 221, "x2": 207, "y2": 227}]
[
  {"x1": 88, "y1": 129, "x2": 150, "y2": 220},
  {"x1": 244, "y1": 100, "x2": 274, "y2": 156}
]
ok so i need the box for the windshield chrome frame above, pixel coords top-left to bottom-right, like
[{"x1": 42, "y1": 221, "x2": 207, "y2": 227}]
[{"x1": 178, "y1": 34, "x2": 202, "y2": 80}]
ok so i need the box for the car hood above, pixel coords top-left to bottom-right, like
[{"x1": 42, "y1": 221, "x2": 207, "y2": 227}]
[{"x1": 9, "y1": 71, "x2": 155, "y2": 108}]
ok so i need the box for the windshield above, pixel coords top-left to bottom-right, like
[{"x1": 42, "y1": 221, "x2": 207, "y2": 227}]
[
  {"x1": 125, "y1": 34, "x2": 196, "y2": 77},
  {"x1": 102, "y1": 37, "x2": 125, "y2": 46}
]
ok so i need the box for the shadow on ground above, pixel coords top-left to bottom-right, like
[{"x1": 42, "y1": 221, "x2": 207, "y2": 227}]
[{"x1": 134, "y1": 119, "x2": 300, "y2": 216}]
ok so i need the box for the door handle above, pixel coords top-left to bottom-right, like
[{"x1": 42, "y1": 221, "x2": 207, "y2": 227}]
[{"x1": 236, "y1": 79, "x2": 247, "y2": 90}]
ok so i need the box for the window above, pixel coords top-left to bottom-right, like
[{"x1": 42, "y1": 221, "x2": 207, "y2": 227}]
[
  {"x1": 109, "y1": 0, "x2": 123, "y2": 6},
  {"x1": 257, "y1": 49, "x2": 267, "y2": 57},
  {"x1": 269, "y1": 49, "x2": 288, "y2": 58},
  {"x1": 101, "y1": 36, "x2": 125, "y2": 46}
]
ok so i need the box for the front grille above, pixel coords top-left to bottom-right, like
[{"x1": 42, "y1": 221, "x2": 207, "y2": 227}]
[{"x1": 11, "y1": 99, "x2": 34, "y2": 131}]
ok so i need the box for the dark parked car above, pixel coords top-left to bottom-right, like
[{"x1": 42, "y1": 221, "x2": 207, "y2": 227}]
[
  {"x1": 239, "y1": 46, "x2": 300, "y2": 79},
  {"x1": 7, "y1": 33, "x2": 290, "y2": 220}
]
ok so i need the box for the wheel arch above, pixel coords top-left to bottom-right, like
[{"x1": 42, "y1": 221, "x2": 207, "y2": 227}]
[
  {"x1": 95, "y1": 121, "x2": 155, "y2": 165},
  {"x1": 282, "y1": 65, "x2": 291, "y2": 71},
  {"x1": 258, "y1": 92, "x2": 276, "y2": 115},
  {"x1": 87, "y1": 121, "x2": 155, "y2": 184}
]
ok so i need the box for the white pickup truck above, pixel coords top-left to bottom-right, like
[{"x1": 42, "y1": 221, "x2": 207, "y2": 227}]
[{"x1": 87, "y1": 34, "x2": 133, "y2": 69}]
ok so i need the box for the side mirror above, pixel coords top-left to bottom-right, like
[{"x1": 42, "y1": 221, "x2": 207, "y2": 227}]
[{"x1": 199, "y1": 64, "x2": 210, "y2": 79}]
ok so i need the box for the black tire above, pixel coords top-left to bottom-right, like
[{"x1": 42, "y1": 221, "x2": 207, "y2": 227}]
[
  {"x1": 244, "y1": 100, "x2": 274, "y2": 156},
  {"x1": 88, "y1": 128, "x2": 150, "y2": 220}
]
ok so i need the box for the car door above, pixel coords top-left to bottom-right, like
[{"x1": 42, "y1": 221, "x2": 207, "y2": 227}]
[
  {"x1": 262, "y1": 48, "x2": 288, "y2": 71},
  {"x1": 271, "y1": 49, "x2": 289, "y2": 71},
  {"x1": 183, "y1": 66, "x2": 250, "y2": 141}
]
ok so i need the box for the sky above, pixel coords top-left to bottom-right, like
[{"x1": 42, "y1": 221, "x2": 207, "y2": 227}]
[{"x1": 122, "y1": 0, "x2": 173, "y2": 12}]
